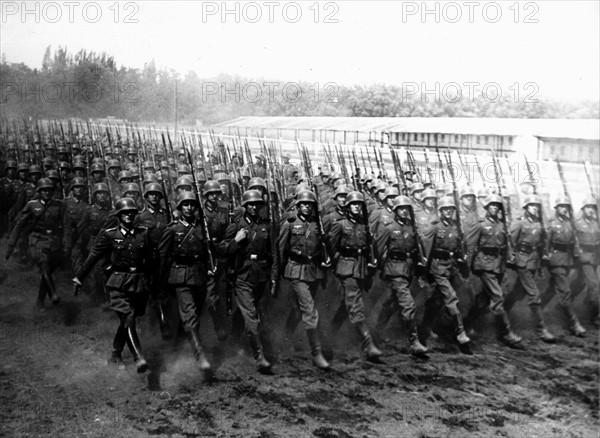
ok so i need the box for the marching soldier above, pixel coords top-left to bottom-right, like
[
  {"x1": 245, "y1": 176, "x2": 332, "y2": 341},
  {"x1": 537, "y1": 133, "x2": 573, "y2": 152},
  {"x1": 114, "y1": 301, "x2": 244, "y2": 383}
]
[
  {"x1": 409, "y1": 182, "x2": 425, "y2": 212},
  {"x1": 63, "y1": 177, "x2": 88, "y2": 272},
  {"x1": 138, "y1": 182, "x2": 172, "y2": 339},
  {"x1": 420, "y1": 197, "x2": 472, "y2": 354},
  {"x1": 328, "y1": 191, "x2": 383, "y2": 362},
  {"x1": 73, "y1": 183, "x2": 113, "y2": 304},
  {"x1": 465, "y1": 194, "x2": 524, "y2": 348},
  {"x1": 278, "y1": 189, "x2": 330, "y2": 369},
  {"x1": 374, "y1": 195, "x2": 428, "y2": 357},
  {"x1": 158, "y1": 192, "x2": 212, "y2": 372},
  {"x1": 73, "y1": 198, "x2": 153, "y2": 373},
  {"x1": 323, "y1": 185, "x2": 349, "y2": 233},
  {"x1": 542, "y1": 197, "x2": 587, "y2": 336},
  {"x1": 0, "y1": 160, "x2": 17, "y2": 238},
  {"x1": 459, "y1": 186, "x2": 480, "y2": 228},
  {"x1": 571, "y1": 197, "x2": 600, "y2": 326},
  {"x1": 202, "y1": 180, "x2": 232, "y2": 342},
  {"x1": 223, "y1": 189, "x2": 277, "y2": 373},
  {"x1": 504, "y1": 195, "x2": 557, "y2": 343},
  {"x1": 415, "y1": 188, "x2": 438, "y2": 234},
  {"x1": 7, "y1": 178, "x2": 68, "y2": 307},
  {"x1": 369, "y1": 186, "x2": 397, "y2": 237}
]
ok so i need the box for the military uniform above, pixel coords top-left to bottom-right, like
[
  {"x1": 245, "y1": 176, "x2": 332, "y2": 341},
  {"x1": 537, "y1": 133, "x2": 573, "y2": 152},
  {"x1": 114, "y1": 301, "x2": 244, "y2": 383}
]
[
  {"x1": 63, "y1": 195, "x2": 87, "y2": 271},
  {"x1": 323, "y1": 206, "x2": 345, "y2": 234},
  {"x1": 8, "y1": 197, "x2": 68, "y2": 306}
]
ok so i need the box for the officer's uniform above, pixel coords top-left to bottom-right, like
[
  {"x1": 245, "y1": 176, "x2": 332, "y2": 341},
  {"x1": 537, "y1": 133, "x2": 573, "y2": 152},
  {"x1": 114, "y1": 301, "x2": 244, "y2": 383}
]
[{"x1": 8, "y1": 197, "x2": 68, "y2": 305}]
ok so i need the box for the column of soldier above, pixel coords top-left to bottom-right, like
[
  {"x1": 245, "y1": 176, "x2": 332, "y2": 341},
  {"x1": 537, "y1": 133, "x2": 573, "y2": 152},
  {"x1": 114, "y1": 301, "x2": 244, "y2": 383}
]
[{"x1": 0, "y1": 123, "x2": 598, "y2": 378}]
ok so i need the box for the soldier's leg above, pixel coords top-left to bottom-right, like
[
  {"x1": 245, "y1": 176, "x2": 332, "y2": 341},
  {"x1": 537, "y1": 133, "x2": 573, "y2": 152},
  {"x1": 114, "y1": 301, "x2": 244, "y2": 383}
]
[
  {"x1": 581, "y1": 264, "x2": 599, "y2": 323},
  {"x1": 419, "y1": 287, "x2": 443, "y2": 345},
  {"x1": 329, "y1": 277, "x2": 349, "y2": 335},
  {"x1": 206, "y1": 267, "x2": 230, "y2": 342},
  {"x1": 110, "y1": 314, "x2": 127, "y2": 363},
  {"x1": 519, "y1": 268, "x2": 556, "y2": 342},
  {"x1": 551, "y1": 267, "x2": 586, "y2": 337},
  {"x1": 284, "y1": 281, "x2": 303, "y2": 342},
  {"x1": 502, "y1": 268, "x2": 525, "y2": 312},
  {"x1": 374, "y1": 285, "x2": 399, "y2": 339},
  {"x1": 234, "y1": 278, "x2": 271, "y2": 372},
  {"x1": 390, "y1": 276, "x2": 427, "y2": 356},
  {"x1": 342, "y1": 277, "x2": 382, "y2": 361},
  {"x1": 431, "y1": 273, "x2": 471, "y2": 352},
  {"x1": 569, "y1": 264, "x2": 587, "y2": 301},
  {"x1": 109, "y1": 288, "x2": 148, "y2": 373},
  {"x1": 290, "y1": 279, "x2": 329, "y2": 369}
]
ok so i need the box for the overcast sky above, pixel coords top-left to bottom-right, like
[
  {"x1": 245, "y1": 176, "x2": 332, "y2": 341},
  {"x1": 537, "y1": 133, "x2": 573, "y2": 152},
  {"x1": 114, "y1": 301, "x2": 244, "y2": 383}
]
[{"x1": 1, "y1": 1, "x2": 598, "y2": 101}]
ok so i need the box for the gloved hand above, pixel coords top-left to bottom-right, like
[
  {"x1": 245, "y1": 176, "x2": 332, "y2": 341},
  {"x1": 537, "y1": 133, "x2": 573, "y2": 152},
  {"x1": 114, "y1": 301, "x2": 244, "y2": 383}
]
[{"x1": 72, "y1": 277, "x2": 83, "y2": 296}]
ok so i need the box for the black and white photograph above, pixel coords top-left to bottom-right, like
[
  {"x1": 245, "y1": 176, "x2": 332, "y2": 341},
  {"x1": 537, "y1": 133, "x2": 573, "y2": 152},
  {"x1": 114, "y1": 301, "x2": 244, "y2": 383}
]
[{"x1": 0, "y1": 1, "x2": 598, "y2": 437}]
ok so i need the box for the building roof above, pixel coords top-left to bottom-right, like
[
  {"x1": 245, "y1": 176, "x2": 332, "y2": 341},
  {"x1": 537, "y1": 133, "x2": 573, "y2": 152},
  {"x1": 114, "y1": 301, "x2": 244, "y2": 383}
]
[{"x1": 214, "y1": 116, "x2": 600, "y2": 141}]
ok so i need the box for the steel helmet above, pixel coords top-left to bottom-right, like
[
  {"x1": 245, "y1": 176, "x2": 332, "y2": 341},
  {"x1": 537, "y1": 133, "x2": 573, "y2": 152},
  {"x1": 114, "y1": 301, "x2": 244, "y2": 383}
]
[
  {"x1": 59, "y1": 161, "x2": 71, "y2": 170},
  {"x1": 242, "y1": 189, "x2": 265, "y2": 206},
  {"x1": 374, "y1": 180, "x2": 389, "y2": 193},
  {"x1": 70, "y1": 177, "x2": 86, "y2": 188},
  {"x1": 294, "y1": 183, "x2": 311, "y2": 196},
  {"x1": 72, "y1": 161, "x2": 87, "y2": 171},
  {"x1": 117, "y1": 170, "x2": 133, "y2": 182},
  {"x1": 410, "y1": 182, "x2": 424, "y2": 194},
  {"x1": 17, "y1": 163, "x2": 30, "y2": 172},
  {"x1": 29, "y1": 165, "x2": 43, "y2": 175},
  {"x1": 522, "y1": 194, "x2": 542, "y2": 208},
  {"x1": 213, "y1": 172, "x2": 229, "y2": 182},
  {"x1": 296, "y1": 190, "x2": 318, "y2": 204},
  {"x1": 175, "y1": 176, "x2": 194, "y2": 189},
  {"x1": 248, "y1": 177, "x2": 267, "y2": 191},
  {"x1": 384, "y1": 187, "x2": 400, "y2": 199},
  {"x1": 460, "y1": 185, "x2": 476, "y2": 198},
  {"x1": 143, "y1": 173, "x2": 160, "y2": 186},
  {"x1": 144, "y1": 182, "x2": 164, "y2": 198},
  {"x1": 421, "y1": 188, "x2": 437, "y2": 200},
  {"x1": 42, "y1": 157, "x2": 55, "y2": 167},
  {"x1": 126, "y1": 148, "x2": 137, "y2": 156},
  {"x1": 5, "y1": 160, "x2": 17, "y2": 170},
  {"x1": 90, "y1": 163, "x2": 105, "y2": 173},
  {"x1": 364, "y1": 174, "x2": 375, "y2": 183},
  {"x1": 123, "y1": 182, "x2": 141, "y2": 194},
  {"x1": 203, "y1": 180, "x2": 222, "y2": 195},
  {"x1": 581, "y1": 197, "x2": 598, "y2": 209},
  {"x1": 393, "y1": 195, "x2": 413, "y2": 210},
  {"x1": 115, "y1": 197, "x2": 138, "y2": 214},
  {"x1": 553, "y1": 196, "x2": 571, "y2": 208},
  {"x1": 345, "y1": 191, "x2": 365, "y2": 205},
  {"x1": 330, "y1": 172, "x2": 344, "y2": 183},
  {"x1": 213, "y1": 164, "x2": 225, "y2": 173},
  {"x1": 177, "y1": 164, "x2": 191, "y2": 174},
  {"x1": 436, "y1": 182, "x2": 450, "y2": 193},
  {"x1": 91, "y1": 158, "x2": 105, "y2": 166},
  {"x1": 142, "y1": 161, "x2": 155, "y2": 171},
  {"x1": 334, "y1": 184, "x2": 351, "y2": 198},
  {"x1": 107, "y1": 159, "x2": 121, "y2": 170},
  {"x1": 484, "y1": 194, "x2": 503, "y2": 209},
  {"x1": 437, "y1": 197, "x2": 456, "y2": 210},
  {"x1": 92, "y1": 182, "x2": 109, "y2": 195},
  {"x1": 477, "y1": 187, "x2": 490, "y2": 197},
  {"x1": 159, "y1": 160, "x2": 169, "y2": 169},
  {"x1": 36, "y1": 178, "x2": 55, "y2": 191}
]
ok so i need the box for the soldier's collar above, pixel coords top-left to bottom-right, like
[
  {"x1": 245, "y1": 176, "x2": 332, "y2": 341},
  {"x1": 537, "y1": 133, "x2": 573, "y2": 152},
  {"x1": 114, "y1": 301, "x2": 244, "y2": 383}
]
[
  {"x1": 298, "y1": 213, "x2": 308, "y2": 222},
  {"x1": 441, "y1": 217, "x2": 452, "y2": 226},
  {"x1": 119, "y1": 225, "x2": 134, "y2": 236},
  {"x1": 205, "y1": 203, "x2": 215, "y2": 212},
  {"x1": 94, "y1": 203, "x2": 108, "y2": 210},
  {"x1": 244, "y1": 214, "x2": 259, "y2": 225}
]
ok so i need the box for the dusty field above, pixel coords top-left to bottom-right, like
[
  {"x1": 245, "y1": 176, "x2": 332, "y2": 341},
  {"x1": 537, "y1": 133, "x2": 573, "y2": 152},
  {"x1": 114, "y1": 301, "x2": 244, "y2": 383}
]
[{"x1": 0, "y1": 241, "x2": 598, "y2": 438}]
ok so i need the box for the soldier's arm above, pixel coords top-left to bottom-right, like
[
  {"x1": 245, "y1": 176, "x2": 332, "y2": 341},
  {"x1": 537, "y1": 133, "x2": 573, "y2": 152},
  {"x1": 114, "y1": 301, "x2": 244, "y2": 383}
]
[
  {"x1": 223, "y1": 221, "x2": 241, "y2": 255},
  {"x1": 465, "y1": 220, "x2": 483, "y2": 265},
  {"x1": 374, "y1": 223, "x2": 390, "y2": 266},
  {"x1": 277, "y1": 220, "x2": 291, "y2": 271},
  {"x1": 76, "y1": 229, "x2": 112, "y2": 281},
  {"x1": 7, "y1": 202, "x2": 33, "y2": 247},
  {"x1": 509, "y1": 218, "x2": 522, "y2": 243},
  {"x1": 421, "y1": 222, "x2": 437, "y2": 260},
  {"x1": 157, "y1": 226, "x2": 175, "y2": 283},
  {"x1": 328, "y1": 220, "x2": 343, "y2": 260}
]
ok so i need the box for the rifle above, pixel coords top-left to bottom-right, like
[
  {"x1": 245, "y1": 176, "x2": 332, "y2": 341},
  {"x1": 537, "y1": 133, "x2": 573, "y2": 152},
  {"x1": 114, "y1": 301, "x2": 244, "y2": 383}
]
[
  {"x1": 444, "y1": 149, "x2": 469, "y2": 277},
  {"x1": 298, "y1": 142, "x2": 332, "y2": 267},
  {"x1": 554, "y1": 156, "x2": 582, "y2": 257},
  {"x1": 583, "y1": 161, "x2": 599, "y2": 206},
  {"x1": 185, "y1": 147, "x2": 216, "y2": 275},
  {"x1": 351, "y1": 149, "x2": 377, "y2": 268},
  {"x1": 523, "y1": 152, "x2": 546, "y2": 250},
  {"x1": 423, "y1": 147, "x2": 435, "y2": 188},
  {"x1": 491, "y1": 150, "x2": 515, "y2": 264},
  {"x1": 435, "y1": 145, "x2": 447, "y2": 184}
]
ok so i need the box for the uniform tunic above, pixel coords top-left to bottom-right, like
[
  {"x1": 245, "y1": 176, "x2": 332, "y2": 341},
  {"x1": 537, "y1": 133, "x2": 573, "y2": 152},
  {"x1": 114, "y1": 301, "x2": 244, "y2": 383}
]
[{"x1": 572, "y1": 215, "x2": 600, "y2": 309}]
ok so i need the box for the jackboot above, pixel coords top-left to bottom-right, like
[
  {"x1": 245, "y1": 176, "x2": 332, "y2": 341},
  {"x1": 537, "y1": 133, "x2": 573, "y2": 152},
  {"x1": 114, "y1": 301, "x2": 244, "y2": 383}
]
[
  {"x1": 155, "y1": 303, "x2": 173, "y2": 340},
  {"x1": 355, "y1": 321, "x2": 383, "y2": 362},
  {"x1": 189, "y1": 329, "x2": 211, "y2": 371},
  {"x1": 494, "y1": 311, "x2": 525, "y2": 349},
  {"x1": 530, "y1": 305, "x2": 557, "y2": 343},
  {"x1": 110, "y1": 325, "x2": 126, "y2": 363},
  {"x1": 208, "y1": 306, "x2": 229, "y2": 342},
  {"x1": 285, "y1": 308, "x2": 303, "y2": 351},
  {"x1": 406, "y1": 319, "x2": 428, "y2": 357},
  {"x1": 418, "y1": 300, "x2": 439, "y2": 346},
  {"x1": 560, "y1": 303, "x2": 586, "y2": 337},
  {"x1": 248, "y1": 333, "x2": 272, "y2": 373},
  {"x1": 42, "y1": 269, "x2": 60, "y2": 304},
  {"x1": 126, "y1": 325, "x2": 148, "y2": 373},
  {"x1": 329, "y1": 303, "x2": 348, "y2": 336},
  {"x1": 453, "y1": 313, "x2": 473, "y2": 355},
  {"x1": 306, "y1": 328, "x2": 330, "y2": 370},
  {"x1": 36, "y1": 277, "x2": 46, "y2": 308}
]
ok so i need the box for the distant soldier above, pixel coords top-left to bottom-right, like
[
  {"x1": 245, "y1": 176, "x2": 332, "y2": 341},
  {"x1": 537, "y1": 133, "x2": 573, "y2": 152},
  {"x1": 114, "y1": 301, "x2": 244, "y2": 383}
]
[
  {"x1": 327, "y1": 191, "x2": 383, "y2": 363},
  {"x1": 73, "y1": 198, "x2": 153, "y2": 373},
  {"x1": 420, "y1": 197, "x2": 472, "y2": 354},
  {"x1": 158, "y1": 192, "x2": 212, "y2": 372},
  {"x1": 278, "y1": 190, "x2": 330, "y2": 370},
  {"x1": 465, "y1": 195, "x2": 524, "y2": 349},
  {"x1": 458, "y1": 186, "x2": 480, "y2": 230},
  {"x1": 542, "y1": 197, "x2": 587, "y2": 337},
  {"x1": 322, "y1": 185, "x2": 349, "y2": 233},
  {"x1": 374, "y1": 195, "x2": 428, "y2": 357},
  {"x1": 415, "y1": 188, "x2": 438, "y2": 234},
  {"x1": 504, "y1": 195, "x2": 556, "y2": 343},
  {"x1": 409, "y1": 182, "x2": 424, "y2": 213},
  {"x1": 369, "y1": 186, "x2": 397, "y2": 238},
  {"x1": 7, "y1": 178, "x2": 68, "y2": 307},
  {"x1": 223, "y1": 189, "x2": 277, "y2": 373},
  {"x1": 138, "y1": 182, "x2": 172, "y2": 339},
  {"x1": 0, "y1": 160, "x2": 17, "y2": 238},
  {"x1": 62, "y1": 177, "x2": 88, "y2": 271}
]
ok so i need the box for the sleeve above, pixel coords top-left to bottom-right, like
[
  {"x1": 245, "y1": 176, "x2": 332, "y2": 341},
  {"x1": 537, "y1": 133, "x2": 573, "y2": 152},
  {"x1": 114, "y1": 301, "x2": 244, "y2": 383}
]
[
  {"x1": 422, "y1": 223, "x2": 437, "y2": 260},
  {"x1": 8, "y1": 202, "x2": 33, "y2": 246},
  {"x1": 328, "y1": 220, "x2": 343, "y2": 261},
  {"x1": 277, "y1": 221, "x2": 291, "y2": 271},
  {"x1": 76, "y1": 230, "x2": 112, "y2": 280},
  {"x1": 223, "y1": 221, "x2": 241, "y2": 255},
  {"x1": 465, "y1": 221, "x2": 482, "y2": 265},
  {"x1": 158, "y1": 226, "x2": 174, "y2": 283},
  {"x1": 509, "y1": 219, "x2": 522, "y2": 245},
  {"x1": 374, "y1": 224, "x2": 390, "y2": 266},
  {"x1": 75, "y1": 208, "x2": 91, "y2": 249}
]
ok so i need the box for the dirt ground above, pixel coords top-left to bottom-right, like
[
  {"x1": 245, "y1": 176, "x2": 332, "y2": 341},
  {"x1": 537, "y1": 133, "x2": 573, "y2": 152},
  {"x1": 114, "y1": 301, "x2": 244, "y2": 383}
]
[{"x1": 0, "y1": 241, "x2": 598, "y2": 438}]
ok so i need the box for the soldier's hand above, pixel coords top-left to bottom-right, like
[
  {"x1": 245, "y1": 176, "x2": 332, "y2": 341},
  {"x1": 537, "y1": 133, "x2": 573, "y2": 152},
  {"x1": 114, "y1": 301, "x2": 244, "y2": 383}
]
[
  {"x1": 270, "y1": 280, "x2": 278, "y2": 298},
  {"x1": 367, "y1": 260, "x2": 378, "y2": 270},
  {"x1": 72, "y1": 277, "x2": 82, "y2": 296},
  {"x1": 5, "y1": 245, "x2": 14, "y2": 260},
  {"x1": 234, "y1": 229, "x2": 248, "y2": 243}
]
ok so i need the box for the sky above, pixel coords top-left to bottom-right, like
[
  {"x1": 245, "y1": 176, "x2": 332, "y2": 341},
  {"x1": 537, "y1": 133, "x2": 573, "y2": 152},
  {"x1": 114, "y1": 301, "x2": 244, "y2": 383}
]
[{"x1": 1, "y1": 1, "x2": 599, "y2": 101}]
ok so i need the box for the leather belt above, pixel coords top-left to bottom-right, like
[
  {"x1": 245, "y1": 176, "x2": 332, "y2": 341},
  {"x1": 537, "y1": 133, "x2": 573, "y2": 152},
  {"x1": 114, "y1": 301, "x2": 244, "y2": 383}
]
[
  {"x1": 339, "y1": 247, "x2": 366, "y2": 258},
  {"x1": 517, "y1": 243, "x2": 535, "y2": 254},
  {"x1": 580, "y1": 243, "x2": 599, "y2": 252},
  {"x1": 32, "y1": 229, "x2": 58, "y2": 235},
  {"x1": 551, "y1": 243, "x2": 573, "y2": 252},
  {"x1": 388, "y1": 249, "x2": 416, "y2": 261},
  {"x1": 432, "y1": 249, "x2": 453, "y2": 260},
  {"x1": 289, "y1": 252, "x2": 315, "y2": 264},
  {"x1": 480, "y1": 247, "x2": 501, "y2": 257},
  {"x1": 112, "y1": 266, "x2": 143, "y2": 273},
  {"x1": 174, "y1": 255, "x2": 201, "y2": 265},
  {"x1": 248, "y1": 254, "x2": 266, "y2": 261}
]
